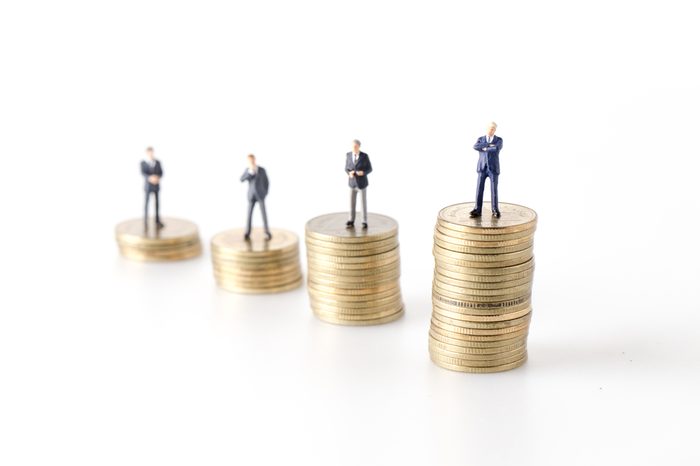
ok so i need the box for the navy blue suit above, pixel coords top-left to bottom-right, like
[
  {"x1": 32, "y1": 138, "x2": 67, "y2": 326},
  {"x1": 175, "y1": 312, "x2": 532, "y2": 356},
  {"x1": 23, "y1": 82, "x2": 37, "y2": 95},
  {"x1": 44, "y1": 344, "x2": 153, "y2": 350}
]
[{"x1": 472, "y1": 135, "x2": 503, "y2": 213}]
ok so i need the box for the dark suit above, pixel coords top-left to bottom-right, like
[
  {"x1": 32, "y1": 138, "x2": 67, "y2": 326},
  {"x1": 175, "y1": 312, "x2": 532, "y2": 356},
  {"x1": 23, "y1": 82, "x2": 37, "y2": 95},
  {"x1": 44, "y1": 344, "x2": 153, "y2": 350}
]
[
  {"x1": 240, "y1": 166, "x2": 270, "y2": 236},
  {"x1": 141, "y1": 160, "x2": 163, "y2": 224},
  {"x1": 345, "y1": 152, "x2": 373, "y2": 223},
  {"x1": 472, "y1": 135, "x2": 503, "y2": 213}
]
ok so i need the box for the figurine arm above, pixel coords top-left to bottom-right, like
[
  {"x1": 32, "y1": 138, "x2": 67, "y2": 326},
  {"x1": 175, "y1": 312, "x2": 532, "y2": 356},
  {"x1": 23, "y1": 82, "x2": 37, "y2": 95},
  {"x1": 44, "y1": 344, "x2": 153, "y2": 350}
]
[
  {"x1": 473, "y1": 139, "x2": 487, "y2": 151},
  {"x1": 240, "y1": 169, "x2": 253, "y2": 182},
  {"x1": 363, "y1": 156, "x2": 373, "y2": 175},
  {"x1": 140, "y1": 162, "x2": 148, "y2": 176},
  {"x1": 485, "y1": 139, "x2": 503, "y2": 152},
  {"x1": 345, "y1": 156, "x2": 353, "y2": 174},
  {"x1": 155, "y1": 163, "x2": 163, "y2": 177}
]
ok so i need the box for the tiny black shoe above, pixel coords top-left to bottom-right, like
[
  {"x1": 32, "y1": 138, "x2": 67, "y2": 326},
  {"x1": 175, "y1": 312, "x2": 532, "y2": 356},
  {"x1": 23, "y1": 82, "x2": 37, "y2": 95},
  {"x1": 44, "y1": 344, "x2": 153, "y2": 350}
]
[
  {"x1": 156, "y1": 221, "x2": 165, "y2": 229},
  {"x1": 265, "y1": 232, "x2": 272, "y2": 241},
  {"x1": 346, "y1": 221, "x2": 355, "y2": 229},
  {"x1": 492, "y1": 210, "x2": 501, "y2": 218},
  {"x1": 243, "y1": 234, "x2": 251, "y2": 241},
  {"x1": 362, "y1": 222, "x2": 368, "y2": 229},
  {"x1": 469, "y1": 209, "x2": 481, "y2": 218}
]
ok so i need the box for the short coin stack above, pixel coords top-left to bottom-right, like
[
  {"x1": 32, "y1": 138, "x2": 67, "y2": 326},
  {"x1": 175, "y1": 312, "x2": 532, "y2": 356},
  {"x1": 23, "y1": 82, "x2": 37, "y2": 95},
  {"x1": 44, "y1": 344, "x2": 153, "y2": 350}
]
[
  {"x1": 211, "y1": 227, "x2": 303, "y2": 293},
  {"x1": 115, "y1": 217, "x2": 202, "y2": 261},
  {"x1": 429, "y1": 202, "x2": 537, "y2": 373},
  {"x1": 305, "y1": 213, "x2": 404, "y2": 325}
]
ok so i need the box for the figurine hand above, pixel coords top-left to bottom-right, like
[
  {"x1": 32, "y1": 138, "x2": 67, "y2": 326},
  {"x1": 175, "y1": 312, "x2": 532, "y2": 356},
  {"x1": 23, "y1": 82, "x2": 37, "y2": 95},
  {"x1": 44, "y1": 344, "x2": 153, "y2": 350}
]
[
  {"x1": 348, "y1": 171, "x2": 355, "y2": 177},
  {"x1": 148, "y1": 175, "x2": 159, "y2": 184},
  {"x1": 356, "y1": 170, "x2": 364, "y2": 176}
]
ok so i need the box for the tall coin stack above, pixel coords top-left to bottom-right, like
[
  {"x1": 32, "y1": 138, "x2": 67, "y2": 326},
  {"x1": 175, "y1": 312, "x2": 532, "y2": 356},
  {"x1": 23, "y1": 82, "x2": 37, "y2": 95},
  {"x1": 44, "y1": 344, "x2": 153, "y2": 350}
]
[
  {"x1": 211, "y1": 228, "x2": 303, "y2": 293},
  {"x1": 429, "y1": 202, "x2": 537, "y2": 373},
  {"x1": 305, "y1": 213, "x2": 404, "y2": 325},
  {"x1": 115, "y1": 217, "x2": 202, "y2": 261}
]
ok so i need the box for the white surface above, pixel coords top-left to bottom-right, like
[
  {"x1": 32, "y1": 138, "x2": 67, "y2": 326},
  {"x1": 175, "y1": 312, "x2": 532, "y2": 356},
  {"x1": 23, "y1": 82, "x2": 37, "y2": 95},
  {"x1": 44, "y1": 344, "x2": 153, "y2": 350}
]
[{"x1": 1, "y1": 1, "x2": 699, "y2": 465}]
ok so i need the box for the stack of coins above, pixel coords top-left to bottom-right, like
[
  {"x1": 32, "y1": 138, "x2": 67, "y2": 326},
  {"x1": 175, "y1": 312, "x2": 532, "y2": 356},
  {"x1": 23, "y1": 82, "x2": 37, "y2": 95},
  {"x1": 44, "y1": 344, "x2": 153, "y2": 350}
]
[
  {"x1": 429, "y1": 202, "x2": 537, "y2": 373},
  {"x1": 211, "y1": 227, "x2": 303, "y2": 293},
  {"x1": 305, "y1": 213, "x2": 404, "y2": 325},
  {"x1": 115, "y1": 217, "x2": 202, "y2": 261}
]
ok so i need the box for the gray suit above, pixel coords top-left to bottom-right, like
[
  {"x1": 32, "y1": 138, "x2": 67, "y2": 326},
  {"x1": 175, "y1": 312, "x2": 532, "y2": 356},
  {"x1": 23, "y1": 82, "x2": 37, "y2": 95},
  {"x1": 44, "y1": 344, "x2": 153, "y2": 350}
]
[
  {"x1": 345, "y1": 152, "x2": 372, "y2": 223},
  {"x1": 240, "y1": 166, "x2": 270, "y2": 236}
]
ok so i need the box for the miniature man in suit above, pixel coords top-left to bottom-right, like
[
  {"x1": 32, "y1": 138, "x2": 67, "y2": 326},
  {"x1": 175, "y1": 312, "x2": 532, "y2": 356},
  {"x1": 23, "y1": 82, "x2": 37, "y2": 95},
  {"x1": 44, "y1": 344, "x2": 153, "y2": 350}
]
[
  {"x1": 240, "y1": 154, "x2": 271, "y2": 241},
  {"x1": 345, "y1": 139, "x2": 373, "y2": 229},
  {"x1": 141, "y1": 147, "x2": 164, "y2": 229},
  {"x1": 470, "y1": 122, "x2": 503, "y2": 218}
]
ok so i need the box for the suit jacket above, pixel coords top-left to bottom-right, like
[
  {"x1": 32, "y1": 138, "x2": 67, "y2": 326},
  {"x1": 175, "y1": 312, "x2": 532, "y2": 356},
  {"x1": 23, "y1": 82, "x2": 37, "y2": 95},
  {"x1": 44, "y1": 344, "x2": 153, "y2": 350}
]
[
  {"x1": 141, "y1": 160, "x2": 163, "y2": 192},
  {"x1": 345, "y1": 152, "x2": 373, "y2": 189},
  {"x1": 473, "y1": 136, "x2": 503, "y2": 174},
  {"x1": 240, "y1": 166, "x2": 269, "y2": 201}
]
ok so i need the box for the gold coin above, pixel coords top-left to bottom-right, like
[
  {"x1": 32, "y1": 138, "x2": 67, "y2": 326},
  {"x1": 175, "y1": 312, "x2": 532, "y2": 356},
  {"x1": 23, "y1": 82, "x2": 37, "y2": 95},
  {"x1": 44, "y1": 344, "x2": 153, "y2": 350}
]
[
  {"x1": 309, "y1": 268, "x2": 401, "y2": 284},
  {"x1": 434, "y1": 244, "x2": 534, "y2": 262},
  {"x1": 430, "y1": 344, "x2": 526, "y2": 362},
  {"x1": 213, "y1": 269, "x2": 302, "y2": 285},
  {"x1": 306, "y1": 241, "x2": 399, "y2": 257},
  {"x1": 433, "y1": 253, "x2": 533, "y2": 270},
  {"x1": 311, "y1": 300, "x2": 403, "y2": 317},
  {"x1": 435, "y1": 266, "x2": 534, "y2": 284},
  {"x1": 306, "y1": 262, "x2": 400, "y2": 277},
  {"x1": 308, "y1": 286, "x2": 401, "y2": 302},
  {"x1": 429, "y1": 323, "x2": 530, "y2": 341},
  {"x1": 307, "y1": 256, "x2": 400, "y2": 271},
  {"x1": 433, "y1": 229, "x2": 535, "y2": 248},
  {"x1": 434, "y1": 237, "x2": 534, "y2": 255},
  {"x1": 428, "y1": 335, "x2": 527, "y2": 354},
  {"x1": 314, "y1": 308, "x2": 404, "y2": 326},
  {"x1": 432, "y1": 285, "x2": 531, "y2": 303},
  {"x1": 115, "y1": 217, "x2": 201, "y2": 246},
  {"x1": 430, "y1": 354, "x2": 527, "y2": 373},
  {"x1": 435, "y1": 224, "x2": 536, "y2": 242},
  {"x1": 215, "y1": 276, "x2": 303, "y2": 294},
  {"x1": 310, "y1": 291, "x2": 403, "y2": 309},
  {"x1": 211, "y1": 228, "x2": 299, "y2": 257},
  {"x1": 433, "y1": 279, "x2": 532, "y2": 297},
  {"x1": 213, "y1": 261, "x2": 301, "y2": 276},
  {"x1": 305, "y1": 235, "x2": 398, "y2": 251},
  {"x1": 431, "y1": 317, "x2": 529, "y2": 336},
  {"x1": 117, "y1": 238, "x2": 202, "y2": 251},
  {"x1": 212, "y1": 249, "x2": 300, "y2": 264},
  {"x1": 434, "y1": 258, "x2": 535, "y2": 276},
  {"x1": 429, "y1": 328, "x2": 529, "y2": 347},
  {"x1": 437, "y1": 202, "x2": 537, "y2": 234},
  {"x1": 432, "y1": 303, "x2": 532, "y2": 321},
  {"x1": 309, "y1": 275, "x2": 400, "y2": 290},
  {"x1": 434, "y1": 273, "x2": 532, "y2": 290},
  {"x1": 305, "y1": 212, "x2": 399, "y2": 243},
  {"x1": 118, "y1": 243, "x2": 202, "y2": 261},
  {"x1": 432, "y1": 311, "x2": 531, "y2": 330},
  {"x1": 430, "y1": 350, "x2": 527, "y2": 368},
  {"x1": 306, "y1": 247, "x2": 400, "y2": 264},
  {"x1": 433, "y1": 292, "x2": 531, "y2": 311},
  {"x1": 431, "y1": 299, "x2": 532, "y2": 319}
]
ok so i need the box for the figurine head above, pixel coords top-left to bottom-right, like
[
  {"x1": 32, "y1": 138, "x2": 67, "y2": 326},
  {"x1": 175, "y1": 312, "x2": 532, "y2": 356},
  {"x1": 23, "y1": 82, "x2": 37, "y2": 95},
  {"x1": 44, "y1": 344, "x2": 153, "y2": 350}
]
[
  {"x1": 351, "y1": 139, "x2": 361, "y2": 154},
  {"x1": 146, "y1": 147, "x2": 155, "y2": 160},
  {"x1": 247, "y1": 154, "x2": 257, "y2": 169},
  {"x1": 486, "y1": 122, "x2": 497, "y2": 137}
]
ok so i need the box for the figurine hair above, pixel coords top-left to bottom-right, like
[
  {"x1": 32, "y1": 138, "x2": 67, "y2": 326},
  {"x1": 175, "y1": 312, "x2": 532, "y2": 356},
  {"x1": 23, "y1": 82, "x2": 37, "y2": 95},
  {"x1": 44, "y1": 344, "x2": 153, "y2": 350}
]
[
  {"x1": 247, "y1": 153, "x2": 255, "y2": 159},
  {"x1": 352, "y1": 139, "x2": 361, "y2": 147},
  {"x1": 489, "y1": 122, "x2": 498, "y2": 128},
  {"x1": 146, "y1": 146, "x2": 154, "y2": 152}
]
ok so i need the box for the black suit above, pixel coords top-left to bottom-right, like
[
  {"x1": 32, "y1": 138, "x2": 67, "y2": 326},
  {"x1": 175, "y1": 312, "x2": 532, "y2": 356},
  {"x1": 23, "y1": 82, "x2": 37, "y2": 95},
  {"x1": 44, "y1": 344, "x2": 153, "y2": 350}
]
[
  {"x1": 240, "y1": 166, "x2": 270, "y2": 236},
  {"x1": 141, "y1": 160, "x2": 163, "y2": 224},
  {"x1": 345, "y1": 151, "x2": 372, "y2": 223}
]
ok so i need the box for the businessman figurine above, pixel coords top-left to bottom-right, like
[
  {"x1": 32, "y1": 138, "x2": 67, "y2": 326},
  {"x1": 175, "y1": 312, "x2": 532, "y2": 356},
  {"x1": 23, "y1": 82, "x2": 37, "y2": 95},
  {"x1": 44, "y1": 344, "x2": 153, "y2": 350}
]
[
  {"x1": 240, "y1": 154, "x2": 271, "y2": 241},
  {"x1": 470, "y1": 122, "x2": 503, "y2": 218},
  {"x1": 141, "y1": 146, "x2": 164, "y2": 229},
  {"x1": 345, "y1": 139, "x2": 373, "y2": 229}
]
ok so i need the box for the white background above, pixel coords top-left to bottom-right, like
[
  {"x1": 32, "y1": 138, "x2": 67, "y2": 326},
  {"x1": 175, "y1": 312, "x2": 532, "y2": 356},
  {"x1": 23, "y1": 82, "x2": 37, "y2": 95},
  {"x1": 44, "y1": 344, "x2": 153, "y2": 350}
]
[{"x1": 1, "y1": 1, "x2": 699, "y2": 465}]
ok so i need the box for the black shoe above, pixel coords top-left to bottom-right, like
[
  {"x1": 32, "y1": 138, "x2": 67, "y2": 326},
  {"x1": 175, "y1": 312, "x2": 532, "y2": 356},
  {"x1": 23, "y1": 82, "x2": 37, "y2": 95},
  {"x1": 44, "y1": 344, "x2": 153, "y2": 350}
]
[
  {"x1": 265, "y1": 232, "x2": 272, "y2": 241},
  {"x1": 156, "y1": 221, "x2": 165, "y2": 228},
  {"x1": 492, "y1": 210, "x2": 501, "y2": 218},
  {"x1": 244, "y1": 234, "x2": 251, "y2": 241},
  {"x1": 362, "y1": 223, "x2": 368, "y2": 229},
  {"x1": 469, "y1": 209, "x2": 481, "y2": 218},
  {"x1": 346, "y1": 221, "x2": 354, "y2": 229}
]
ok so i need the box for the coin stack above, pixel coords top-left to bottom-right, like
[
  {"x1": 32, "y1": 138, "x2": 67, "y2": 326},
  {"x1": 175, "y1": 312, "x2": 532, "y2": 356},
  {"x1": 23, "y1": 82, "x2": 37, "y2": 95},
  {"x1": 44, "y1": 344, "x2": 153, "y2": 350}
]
[
  {"x1": 305, "y1": 213, "x2": 404, "y2": 325},
  {"x1": 429, "y1": 202, "x2": 537, "y2": 373},
  {"x1": 211, "y1": 227, "x2": 303, "y2": 293},
  {"x1": 115, "y1": 217, "x2": 202, "y2": 261}
]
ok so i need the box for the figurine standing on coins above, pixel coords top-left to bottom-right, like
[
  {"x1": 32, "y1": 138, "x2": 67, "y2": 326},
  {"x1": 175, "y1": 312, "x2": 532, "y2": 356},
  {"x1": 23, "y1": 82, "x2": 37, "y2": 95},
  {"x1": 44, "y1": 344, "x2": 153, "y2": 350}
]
[
  {"x1": 240, "y1": 154, "x2": 271, "y2": 241},
  {"x1": 470, "y1": 122, "x2": 503, "y2": 219},
  {"x1": 141, "y1": 146, "x2": 164, "y2": 229},
  {"x1": 345, "y1": 139, "x2": 373, "y2": 229}
]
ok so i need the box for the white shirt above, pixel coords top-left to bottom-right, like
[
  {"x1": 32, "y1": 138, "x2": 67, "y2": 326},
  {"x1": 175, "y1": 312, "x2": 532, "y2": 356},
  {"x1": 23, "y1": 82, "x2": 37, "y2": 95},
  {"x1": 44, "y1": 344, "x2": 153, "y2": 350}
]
[
  {"x1": 247, "y1": 167, "x2": 257, "y2": 175},
  {"x1": 486, "y1": 135, "x2": 495, "y2": 144},
  {"x1": 352, "y1": 152, "x2": 359, "y2": 164},
  {"x1": 147, "y1": 159, "x2": 156, "y2": 168}
]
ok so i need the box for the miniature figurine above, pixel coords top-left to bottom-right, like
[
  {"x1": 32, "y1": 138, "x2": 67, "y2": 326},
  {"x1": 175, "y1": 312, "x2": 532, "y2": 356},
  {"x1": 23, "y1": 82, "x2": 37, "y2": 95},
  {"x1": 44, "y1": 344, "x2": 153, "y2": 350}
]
[
  {"x1": 240, "y1": 154, "x2": 271, "y2": 241},
  {"x1": 345, "y1": 139, "x2": 373, "y2": 229},
  {"x1": 141, "y1": 146, "x2": 164, "y2": 229},
  {"x1": 470, "y1": 122, "x2": 503, "y2": 218}
]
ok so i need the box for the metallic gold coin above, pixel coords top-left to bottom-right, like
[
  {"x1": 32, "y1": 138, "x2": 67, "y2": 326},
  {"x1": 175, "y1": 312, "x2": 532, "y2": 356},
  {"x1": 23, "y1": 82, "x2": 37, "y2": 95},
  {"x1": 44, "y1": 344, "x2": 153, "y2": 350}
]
[
  {"x1": 430, "y1": 350, "x2": 527, "y2": 368},
  {"x1": 431, "y1": 317, "x2": 529, "y2": 336},
  {"x1": 118, "y1": 243, "x2": 202, "y2": 261},
  {"x1": 310, "y1": 275, "x2": 400, "y2": 291},
  {"x1": 431, "y1": 299, "x2": 532, "y2": 319},
  {"x1": 430, "y1": 344, "x2": 526, "y2": 362},
  {"x1": 435, "y1": 266, "x2": 534, "y2": 284},
  {"x1": 437, "y1": 202, "x2": 537, "y2": 234},
  {"x1": 310, "y1": 291, "x2": 403, "y2": 309},
  {"x1": 435, "y1": 224, "x2": 536, "y2": 242},
  {"x1": 306, "y1": 261, "x2": 400, "y2": 277},
  {"x1": 313, "y1": 308, "x2": 404, "y2": 326},
  {"x1": 434, "y1": 273, "x2": 532, "y2": 290},
  {"x1": 434, "y1": 244, "x2": 534, "y2": 262},
  {"x1": 432, "y1": 286, "x2": 531, "y2": 304},
  {"x1": 434, "y1": 258, "x2": 535, "y2": 276},
  {"x1": 213, "y1": 270, "x2": 302, "y2": 285},
  {"x1": 306, "y1": 247, "x2": 400, "y2": 264},
  {"x1": 433, "y1": 292, "x2": 531, "y2": 311},
  {"x1": 115, "y1": 217, "x2": 201, "y2": 247},
  {"x1": 117, "y1": 238, "x2": 202, "y2": 251},
  {"x1": 428, "y1": 335, "x2": 527, "y2": 354},
  {"x1": 212, "y1": 249, "x2": 300, "y2": 264},
  {"x1": 434, "y1": 237, "x2": 534, "y2": 255},
  {"x1": 212, "y1": 261, "x2": 301, "y2": 276},
  {"x1": 430, "y1": 354, "x2": 527, "y2": 373},
  {"x1": 433, "y1": 229, "x2": 534, "y2": 248},
  {"x1": 429, "y1": 328, "x2": 529, "y2": 347},
  {"x1": 309, "y1": 268, "x2": 401, "y2": 285},
  {"x1": 308, "y1": 279, "x2": 400, "y2": 295},
  {"x1": 433, "y1": 279, "x2": 532, "y2": 297},
  {"x1": 307, "y1": 256, "x2": 400, "y2": 271},
  {"x1": 308, "y1": 286, "x2": 401, "y2": 302},
  {"x1": 305, "y1": 235, "x2": 398, "y2": 251},
  {"x1": 430, "y1": 322, "x2": 530, "y2": 340},
  {"x1": 432, "y1": 303, "x2": 532, "y2": 322},
  {"x1": 215, "y1": 276, "x2": 303, "y2": 294},
  {"x1": 305, "y1": 212, "x2": 399, "y2": 243},
  {"x1": 432, "y1": 311, "x2": 531, "y2": 330},
  {"x1": 306, "y1": 241, "x2": 399, "y2": 258},
  {"x1": 310, "y1": 300, "x2": 403, "y2": 317},
  {"x1": 211, "y1": 228, "x2": 299, "y2": 257}
]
